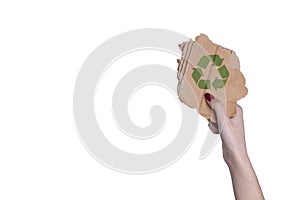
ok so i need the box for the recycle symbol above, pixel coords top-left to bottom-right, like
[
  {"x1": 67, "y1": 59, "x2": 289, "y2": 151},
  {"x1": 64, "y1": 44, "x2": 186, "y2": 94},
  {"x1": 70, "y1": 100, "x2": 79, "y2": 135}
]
[{"x1": 191, "y1": 54, "x2": 230, "y2": 90}]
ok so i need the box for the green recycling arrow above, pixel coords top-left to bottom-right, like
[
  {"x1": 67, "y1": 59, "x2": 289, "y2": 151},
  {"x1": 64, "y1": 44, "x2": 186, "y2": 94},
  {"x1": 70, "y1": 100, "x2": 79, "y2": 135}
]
[
  {"x1": 192, "y1": 54, "x2": 229, "y2": 90},
  {"x1": 197, "y1": 56, "x2": 210, "y2": 69},
  {"x1": 192, "y1": 68, "x2": 203, "y2": 84},
  {"x1": 209, "y1": 55, "x2": 224, "y2": 66},
  {"x1": 212, "y1": 78, "x2": 227, "y2": 90}
]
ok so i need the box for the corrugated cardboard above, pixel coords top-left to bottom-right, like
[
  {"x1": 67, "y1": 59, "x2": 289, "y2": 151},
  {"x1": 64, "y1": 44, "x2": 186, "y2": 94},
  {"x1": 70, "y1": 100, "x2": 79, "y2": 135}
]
[{"x1": 177, "y1": 34, "x2": 248, "y2": 121}]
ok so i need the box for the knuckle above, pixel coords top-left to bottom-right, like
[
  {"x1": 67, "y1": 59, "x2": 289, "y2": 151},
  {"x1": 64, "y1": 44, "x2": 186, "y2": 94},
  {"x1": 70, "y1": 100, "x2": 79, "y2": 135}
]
[
  {"x1": 211, "y1": 99, "x2": 222, "y2": 109},
  {"x1": 236, "y1": 104, "x2": 243, "y2": 113}
]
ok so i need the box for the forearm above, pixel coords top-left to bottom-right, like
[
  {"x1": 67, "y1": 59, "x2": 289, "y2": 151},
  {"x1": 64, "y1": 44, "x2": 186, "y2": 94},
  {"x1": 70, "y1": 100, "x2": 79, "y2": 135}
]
[
  {"x1": 206, "y1": 98, "x2": 265, "y2": 199},
  {"x1": 226, "y1": 152, "x2": 264, "y2": 200}
]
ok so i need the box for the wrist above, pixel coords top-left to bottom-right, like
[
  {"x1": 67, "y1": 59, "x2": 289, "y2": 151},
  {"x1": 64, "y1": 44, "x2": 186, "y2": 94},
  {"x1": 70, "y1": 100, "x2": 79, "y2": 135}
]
[{"x1": 223, "y1": 147, "x2": 250, "y2": 169}]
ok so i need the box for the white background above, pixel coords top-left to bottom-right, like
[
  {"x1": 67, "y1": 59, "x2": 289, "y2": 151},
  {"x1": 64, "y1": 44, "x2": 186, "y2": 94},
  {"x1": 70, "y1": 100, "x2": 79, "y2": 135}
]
[{"x1": 1, "y1": 0, "x2": 300, "y2": 199}]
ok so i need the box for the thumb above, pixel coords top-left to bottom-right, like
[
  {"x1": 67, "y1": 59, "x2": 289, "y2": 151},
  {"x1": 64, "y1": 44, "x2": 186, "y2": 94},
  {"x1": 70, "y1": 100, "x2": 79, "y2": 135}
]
[{"x1": 204, "y1": 93, "x2": 227, "y2": 131}]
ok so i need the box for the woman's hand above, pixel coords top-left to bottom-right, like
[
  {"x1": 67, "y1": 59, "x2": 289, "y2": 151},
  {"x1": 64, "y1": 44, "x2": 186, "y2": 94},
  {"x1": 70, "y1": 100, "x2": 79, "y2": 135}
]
[
  {"x1": 204, "y1": 93, "x2": 265, "y2": 200},
  {"x1": 205, "y1": 93, "x2": 248, "y2": 166}
]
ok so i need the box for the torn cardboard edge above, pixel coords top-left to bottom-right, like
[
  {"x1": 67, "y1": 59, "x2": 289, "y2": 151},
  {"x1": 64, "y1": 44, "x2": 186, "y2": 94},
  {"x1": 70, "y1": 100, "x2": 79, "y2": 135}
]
[{"x1": 177, "y1": 34, "x2": 248, "y2": 120}]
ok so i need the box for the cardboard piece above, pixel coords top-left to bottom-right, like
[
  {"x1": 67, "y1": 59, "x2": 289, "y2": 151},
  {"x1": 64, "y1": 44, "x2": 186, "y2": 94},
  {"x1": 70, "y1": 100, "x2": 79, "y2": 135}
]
[{"x1": 177, "y1": 34, "x2": 248, "y2": 121}]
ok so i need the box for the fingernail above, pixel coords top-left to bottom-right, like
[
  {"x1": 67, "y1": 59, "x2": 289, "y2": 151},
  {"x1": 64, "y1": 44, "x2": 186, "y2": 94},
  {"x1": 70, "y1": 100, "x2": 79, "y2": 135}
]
[{"x1": 204, "y1": 93, "x2": 214, "y2": 102}]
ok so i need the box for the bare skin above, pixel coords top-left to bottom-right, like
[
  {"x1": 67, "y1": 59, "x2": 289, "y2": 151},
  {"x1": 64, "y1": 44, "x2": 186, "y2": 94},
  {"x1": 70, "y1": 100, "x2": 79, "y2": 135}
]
[{"x1": 205, "y1": 93, "x2": 265, "y2": 200}]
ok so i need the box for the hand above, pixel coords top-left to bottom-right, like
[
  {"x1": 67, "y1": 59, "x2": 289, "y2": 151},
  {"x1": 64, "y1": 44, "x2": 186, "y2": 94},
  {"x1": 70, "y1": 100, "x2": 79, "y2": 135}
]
[
  {"x1": 204, "y1": 93, "x2": 248, "y2": 166},
  {"x1": 204, "y1": 93, "x2": 265, "y2": 200}
]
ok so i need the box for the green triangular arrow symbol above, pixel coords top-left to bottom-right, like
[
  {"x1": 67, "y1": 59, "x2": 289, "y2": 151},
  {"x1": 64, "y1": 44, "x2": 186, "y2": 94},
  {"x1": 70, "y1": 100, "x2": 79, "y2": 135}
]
[
  {"x1": 191, "y1": 68, "x2": 203, "y2": 84},
  {"x1": 209, "y1": 55, "x2": 224, "y2": 66},
  {"x1": 218, "y1": 65, "x2": 229, "y2": 78},
  {"x1": 212, "y1": 78, "x2": 227, "y2": 90},
  {"x1": 197, "y1": 56, "x2": 210, "y2": 69},
  {"x1": 198, "y1": 80, "x2": 211, "y2": 89}
]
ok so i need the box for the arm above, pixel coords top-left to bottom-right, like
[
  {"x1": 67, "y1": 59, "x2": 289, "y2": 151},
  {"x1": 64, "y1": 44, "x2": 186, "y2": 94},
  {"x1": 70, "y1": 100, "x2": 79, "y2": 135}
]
[{"x1": 205, "y1": 93, "x2": 264, "y2": 200}]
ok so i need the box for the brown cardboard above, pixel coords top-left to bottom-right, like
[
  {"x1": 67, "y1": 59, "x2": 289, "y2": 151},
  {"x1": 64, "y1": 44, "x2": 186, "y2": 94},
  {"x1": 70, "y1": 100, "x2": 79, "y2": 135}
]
[{"x1": 177, "y1": 34, "x2": 248, "y2": 121}]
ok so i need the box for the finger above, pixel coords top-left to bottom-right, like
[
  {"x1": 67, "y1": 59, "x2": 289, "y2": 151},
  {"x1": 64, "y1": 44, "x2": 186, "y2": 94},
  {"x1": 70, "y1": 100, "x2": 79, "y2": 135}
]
[
  {"x1": 204, "y1": 93, "x2": 227, "y2": 129},
  {"x1": 208, "y1": 120, "x2": 219, "y2": 134},
  {"x1": 235, "y1": 104, "x2": 243, "y2": 118},
  {"x1": 207, "y1": 119, "x2": 218, "y2": 127},
  {"x1": 204, "y1": 93, "x2": 217, "y2": 123},
  {"x1": 231, "y1": 104, "x2": 244, "y2": 125}
]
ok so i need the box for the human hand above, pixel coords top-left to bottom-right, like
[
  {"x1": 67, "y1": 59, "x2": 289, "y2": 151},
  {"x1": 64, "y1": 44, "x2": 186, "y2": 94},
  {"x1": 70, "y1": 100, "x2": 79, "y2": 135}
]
[
  {"x1": 204, "y1": 93, "x2": 249, "y2": 166},
  {"x1": 204, "y1": 93, "x2": 265, "y2": 200}
]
